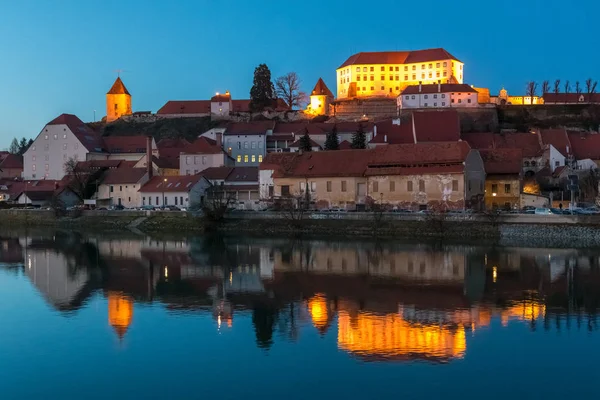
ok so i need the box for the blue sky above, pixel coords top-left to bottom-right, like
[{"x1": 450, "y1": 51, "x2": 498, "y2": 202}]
[{"x1": 1, "y1": 0, "x2": 598, "y2": 148}]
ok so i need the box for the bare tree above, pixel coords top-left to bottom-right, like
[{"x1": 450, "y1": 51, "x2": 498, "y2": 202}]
[
  {"x1": 576, "y1": 81, "x2": 582, "y2": 95},
  {"x1": 542, "y1": 80, "x2": 550, "y2": 95},
  {"x1": 526, "y1": 81, "x2": 538, "y2": 103},
  {"x1": 586, "y1": 78, "x2": 594, "y2": 94},
  {"x1": 200, "y1": 185, "x2": 237, "y2": 223},
  {"x1": 565, "y1": 80, "x2": 571, "y2": 93},
  {"x1": 275, "y1": 72, "x2": 307, "y2": 110},
  {"x1": 592, "y1": 81, "x2": 598, "y2": 94},
  {"x1": 554, "y1": 79, "x2": 561, "y2": 94},
  {"x1": 63, "y1": 158, "x2": 92, "y2": 200},
  {"x1": 280, "y1": 191, "x2": 310, "y2": 229}
]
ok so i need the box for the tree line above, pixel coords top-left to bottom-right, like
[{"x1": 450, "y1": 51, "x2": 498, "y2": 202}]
[
  {"x1": 249, "y1": 64, "x2": 307, "y2": 112},
  {"x1": 297, "y1": 123, "x2": 367, "y2": 152},
  {"x1": 526, "y1": 78, "x2": 598, "y2": 98},
  {"x1": 8, "y1": 137, "x2": 34, "y2": 155}
]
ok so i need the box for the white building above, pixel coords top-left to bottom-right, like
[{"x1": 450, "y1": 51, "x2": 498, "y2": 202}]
[
  {"x1": 138, "y1": 175, "x2": 211, "y2": 208},
  {"x1": 97, "y1": 168, "x2": 149, "y2": 208},
  {"x1": 399, "y1": 83, "x2": 479, "y2": 109},
  {"x1": 23, "y1": 114, "x2": 104, "y2": 180},
  {"x1": 180, "y1": 137, "x2": 234, "y2": 175}
]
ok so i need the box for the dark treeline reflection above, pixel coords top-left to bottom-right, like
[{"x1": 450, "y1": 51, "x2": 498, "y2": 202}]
[{"x1": 2, "y1": 232, "x2": 600, "y2": 361}]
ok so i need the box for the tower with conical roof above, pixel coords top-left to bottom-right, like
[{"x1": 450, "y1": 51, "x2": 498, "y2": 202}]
[
  {"x1": 106, "y1": 77, "x2": 132, "y2": 122},
  {"x1": 306, "y1": 78, "x2": 334, "y2": 116}
]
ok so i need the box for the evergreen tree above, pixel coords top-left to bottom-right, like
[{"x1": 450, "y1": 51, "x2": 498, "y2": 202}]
[
  {"x1": 249, "y1": 64, "x2": 275, "y2": 112},
  {"x1": 9, "y1": 138, "x2": 19, "y2": 154},
  {"x1": 298, "y1": 131, "x2": 313, "y2": 152},
  {"x1": 324, "y1": 124, "x2": 339, "y2": 150},
  {"x1": 18, "y1": 137, "x2": 28, "y2": 155},
  {"x1": 351, "y1": 123, "x2": 367, "y2": 149}
]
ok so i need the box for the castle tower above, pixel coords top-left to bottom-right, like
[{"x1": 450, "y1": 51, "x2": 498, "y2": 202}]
[
  {"x1": 307, "y1": 78, "x2": 334, "y2": 116},
  {"x1": 108, "y1": 291, "x2": 133, "y2": 340},
  {"x1": 106, "y1": 77, "x2": 132, "y2": 122}
]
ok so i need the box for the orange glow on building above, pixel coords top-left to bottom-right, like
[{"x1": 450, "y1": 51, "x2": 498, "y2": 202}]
[
  {"x1": 106, "y1": 77, "x2": 132, "y2": 122},
  {"x1": 108, "y1": 291, "x2": 134, "y2": 340},
  {"x1": 308, "y1": 294, "x2": 332, "y2": 334},
  {"x1": 501, "y1": 300, "x2": 546, "y2": 327},
  {"x1": 337, "y1": 311, "x2": 466, "y2": 361}
]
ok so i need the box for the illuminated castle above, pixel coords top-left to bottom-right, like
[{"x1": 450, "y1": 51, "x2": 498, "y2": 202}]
[
  {"x1": 336, "y1": 48, "x2": 463, "y2": 99},
  {"x1": 305, "y1": 78, "x2": 334, "y2": 116},
  {"x1": 108, "y1": 291, "x2": 134, "y2": 340},
  {"x1": 106, "y1": 77, "x2": 132, "y2": 122}
]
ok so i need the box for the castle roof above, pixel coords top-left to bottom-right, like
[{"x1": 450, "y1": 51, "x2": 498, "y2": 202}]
[
  {"x1": 311, "y1": 78, "x2": 334, "y2": 98},
  {"x1": 338, "y1": 48, "x2": 461, "y2": 69},
  {"x1": 107, "y1": 77, "x2": 130, "y2": 95},
  {"x1": 401, "y1": 83, "x2": 477, "y2": 95}
]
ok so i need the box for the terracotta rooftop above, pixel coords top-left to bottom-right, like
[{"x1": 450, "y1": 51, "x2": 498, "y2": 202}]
[
  {"x1": 311, "y1": 78, "x2": 334, "y2": 98},
  {"x1": 412, "y1": 109, "x2": 461, "y2": 142},
  {"x1": 107, "y1": 77, "x2": 130, "y2": 95},
  {"x1": 338, "y1": 140, "x2": 353, "y2": 149},
  {"x1": 539, "y1": 129, "x2": 571, "y2": 155},
  {"x1": 152, "y1": 156, "x2": 180, "y2": 170},
  {"x1": 102, "y1": 136, "x2": 150, "y2": 153},
  {"x1": 495, "y1": 132, "x2": 542, "y2": 158},
  {"x1": 543, "y1": 93, "x2": 600, "y2": 103},
  {"x1": 211, "y1": 93, "x2": 231, "y2": 102},
  {"x1": 460, "y1": 132, "x2": 495, "y2": 150},
  {"x1": 47, "y1": 114, "x2": 104, "y2": 152},
  {"x1": 401, "y1": 83, "x2": 477, "y2": 95},
  {"x1": 225, "y1": 121, "x2": 275, "y2": 135},
  {"x1": 567, "y1": 131, "x2": 600, "y2": 160},
  {"x1": 290, "y1": 137, "x2": 321, "y2": 149},
  {"x1": 157, "y1": 100, "x2": 211, "y2": 115},
  {"x1": 139, "y1": 175, "x2": 207, "y2": 193},
  {"x1": 479, "y1": 148, "x2": 523, "y2": 175},
  {"x1": 225, "y1": 167, "x2": 259, "y2": 183},
  {"x1": 201, "y1": 166, "x2": 235, "y2": 180},
  {"x1": 101, "y1": 168, "x2": 147, "y2": 185},
  {"x1": 338, "y1": 48, "x2": 461, "y2": 69},
  {"x1": 370, "y1": 119, "x2": 413, "y2": 144},
  {"x1": 184, "y1": 137, "x2": 223, "y2": 154},
  {"x1": 0, "y1": 154, "x2": 23, "y2": 169}
]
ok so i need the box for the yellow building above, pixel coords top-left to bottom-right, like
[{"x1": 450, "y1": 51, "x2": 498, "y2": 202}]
[
  {"x1": 305, "y1": 78, "x2": 334, "y2": 116},
  {"x1": 106, "y1": 77, "x2": 132, "y2": 122},
  {"x1": 336, "y1": 48, "x2": 464, "y2": 99},
  {"x1": 497, "y1": 88, "x2": 542, "y2": 105},
  {"x1": 108, "y1": 291, "x2": 134, "y2": 340}
]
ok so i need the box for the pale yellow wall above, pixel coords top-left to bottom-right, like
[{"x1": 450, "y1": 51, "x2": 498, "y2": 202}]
[
  {"x1": 106, "y1": 93, "x2": 132, "y2": 122},
  {"x1": 485, "y1": 177, "x2": 520, "y2": 209},
  {"x1": 337, "y1": 59, "x2": 463, "y2": 99},
  {"x1": 274, "y1": 176, "x2": 367, "y2": 209},
  {"x1": 307, "y1": 94, "x2": 329, "y2": 116}
]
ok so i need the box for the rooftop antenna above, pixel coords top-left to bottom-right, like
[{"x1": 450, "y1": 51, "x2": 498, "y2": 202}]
[{"x1": 114, "y1": 69, "x2": 129, "y2": 77}]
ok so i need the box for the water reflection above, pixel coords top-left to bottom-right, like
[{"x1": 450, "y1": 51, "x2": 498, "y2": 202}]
[{"x1": 1, "y1": 233, "x2": 599, "y2": 362}]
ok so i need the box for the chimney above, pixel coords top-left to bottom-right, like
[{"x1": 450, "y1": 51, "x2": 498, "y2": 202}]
[
  {"x1": 216, "y1": 131, "x2": 223, "y2": 148},
  {"x1": 419, "y1": 81, "x2": 422, "y2": 93},
  {"x1": 146, "y1": 136, "x2": 153, "y2": 179},
  {"x1": 438, "y1": 82, "x2": 441, "y2": 93}
]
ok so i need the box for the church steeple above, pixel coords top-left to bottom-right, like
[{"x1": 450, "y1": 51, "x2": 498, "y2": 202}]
[{"x1": 106, "y1": 77, "x2": 132, "y2": 122}]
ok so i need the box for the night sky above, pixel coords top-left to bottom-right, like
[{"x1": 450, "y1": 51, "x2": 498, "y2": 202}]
[{"x1": 1, "y1": 0, "x2": 598, "y2": 147}]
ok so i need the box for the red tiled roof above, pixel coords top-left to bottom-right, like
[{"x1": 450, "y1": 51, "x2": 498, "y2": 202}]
[
  {"x1": 231, "y1": 99, "x2": 252, "y2": 112},
  {"x1": 101, "y1": 168, "x2": 147, "y2": 185},
  {"x1": 225, "y1": 121, "x2": 275, "y2": 135},
  {"x1": 75, "y1": 160, "x2": 123, "y2": 171},
  {"x1": 567, "y1": 131, "x2": 600, "y2": 160},
  {"x1": 47, "y1": 114, "x2": 104, "y2": 152},
  {"x1": 157, "y1": 100, "x2": 211, "y2": 115},
  {"x1": 540, "y1": 129, "x2": 571, "y2": 155},
  {"x1": 338, "y1": 48, "x2": 460, "y2": 69},
  {"x1": 479, "y1": 148, "x2": 523, "y2": 175},
  {"x1": 401, "y1": 83, "x2": 477, "y2": 95},
  {"x1": 370, "y1": 119, "x2": 414, "y2": 144},
  {"x1": 107, "y1": 77, "x2": 130, "y2": 95},
  {"x1": 157, "y1": 138, "x2": 191, "y2": 149},
  {"x1": 273, "y1": 122, "x2": 309, "y2": 134},
  {"x1": 139, "y1": 175, "x2": 207, "y2": 193},
  {"x1": 260, "y1": 152, "x2": 299, "y2": 171},
  {"x1": 223, "y1": 184, "x2": 259, "y2": 191},
  {"x1": 364, "y1": 165, "x2": 465, "y2": 176},
  {"x1": 211, "y1": 94, "x2": 231, "y2": 102},
  {"x1": 311, "y1": 78, "x2": 334, "y2": 98},
  {"x1": 461, "y1": 132, "x2": 495, "y2": 150},
  {"x1": 338, "y1": 140, "x2": 352, "y2": 149},
  {"x1": 369, "y1": 141, "x2": 471, "y2": 166},
  {"x1": 290, "y1": 137, "x2": 321, "y2": 148},
  {"x1": 201, "y1": 166, "x2": 234, "y2": 180},
  {"x1": 152, "y1": 156, "x2": 179, "y2": 169},
  {"x1": 225, "y1": 167, "x2": 258, "y2": 183},
  {"x1": 553, "y1": 165, "x2": 566, "y2": 177},
  {"x1": 543, "y1": 93, "x2": 600, "y2": 103},
  {"x1": 0, "y1": 154, "x2": 23, "y2": 169},
  {"x1": 412, "y1": 110, "x2": 461, "y2": 142},
  {"x1": 495, "y1": 133, "x2": 542, "y2": 158},
  {"x1": 102, "y1": 136, "x2": 150, "y2": 153},
  {"x1": 184, "y1": 137, "x2": 223, "y2": 154}
]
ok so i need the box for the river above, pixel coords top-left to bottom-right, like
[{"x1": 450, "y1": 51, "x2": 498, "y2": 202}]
[{"x1": 1, "y1": 231, "x2": 599, "y2": 399}]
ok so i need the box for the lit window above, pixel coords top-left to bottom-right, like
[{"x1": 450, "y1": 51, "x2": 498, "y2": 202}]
[
  {"x1": 404, "y1": 66, "x2": 408, "y2": 71},
  {"x1": 244, "y1": 155, "x2": 249, "y2": 163},
  {"x1": 363, "y1": 67, "x2": 367, "y2": 72},
  {"x1": 380, "y1": 66, "x2": 385, "y2": 71},
  {"x1": 252, "y1": 155, "x2": 256, "y2": 163},
  {"x1": 356, "y1": 67, "x2": 360, "y2": 72},
  {"x1": 436, "y1": 62, "x2": 440, "y2": 68},
  {"x1": 237, "y1": 155, "x2": 241, "y2": 162},
  {"x1": 428, "y1": 63, "x2": 432, "y2": 69},
  {"x1": 370, "y1": 66, "x2": 374, "y2": 71},
  {"x1": 258, "y1": 155, "x2": 263, "y2": 162},
  {"x1": 443, "y1": 62, "x2": 447, "y2": 67},
  {"x1": 53, "y1": 134, "x2": 57, "y2": 140},
  {"x1": 404, "y1": 75, "x2": 408, "y2": 80}
]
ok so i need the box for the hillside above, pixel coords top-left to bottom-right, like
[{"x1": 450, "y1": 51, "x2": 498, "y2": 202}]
[{"x1": 88, "y1": 117, "x2": 218, "y2": 142}]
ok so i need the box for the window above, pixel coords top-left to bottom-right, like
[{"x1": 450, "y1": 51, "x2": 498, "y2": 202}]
[
  {"x1": 237, "y1": 155, "x2": 241, "y2": 162},
  {"x1": 237, "y1": 142, "x2": 241, "y2": 149},
  {"x1": 363, "y1": 75, "x2": 367, "y2": 81},
  {"x1": 110, "y1": 185, "x2": 114, "y2": 193},
  {"x1": 258, "y1": 155, "x2": 263, "y2": 163},
  {"x1": 441, "y1": 94, "x2": 446, "y2": 98},
  {"x1": 44, "y1": 144, "x2": 49, "y2": 151},
  {"x1": 491, "y1": 184, "x2": 498, "y2": 193},
  {"x1": 388, "y1": 66, "x2": 392, "y2": 71},
  {"x1": 404, "y1": 75, "x2": 408, "y2": 81},
  {"x1": 436, "y1": 62, "x2": 440, "y2": 68},
  {"x1": 390, "y1": 181, "x2": 395, "y2": 192},
  {"x1": 442, "y1": 102, "x2": 446, "y2": 106},
  {"x1": 380, "y1": 66, "x2": 385, "y2": 71},
  {"x1": 341, "y1": 181, "x2": 347, "y2": 192},
  {"x1": 143, "y1": 197, "x2": 146, "y2": 205},
  {"x1": 32, "y1": 145, "x2": 35, "y2": 151},
  {"x1": 421, "y1": 73, "x2": 425, "y2": 79},
  {"x1": 156, "y1": 196, "x2": 159, "y2": 205},
  {"x1": 251, "y1": 142, "x2": 256, "y2": 149},
  {"x1": 443, "y1": 62, "x2": 447, "y2": 67},
  {"x1": 370, "y1": 75, "x2": 374, "y2": 81},
  {"x1": 395, "y1": 75, "x2": 399, "y2": 81},
  {"x1": 194, "y1": 156, "x2": 199, "y2": 164},
  {"x1": 380, "y1": 86, "x2": 384, "y2": 90},
  {"x1": 44, "y1": 135, "x2": 48, "y2": 140},
  {"x1": 357, "y1": 76, "x2": 361, "y2": 81},
  {"x1": 404, "y1": 66, "x2": 408, "y2": 71},
  {"x1": 63, "y1": 134, "x2": 67, "y2": 139},
  {"x1": 251, "y1": 155, "x2": 256, "y2": 163},
  {"x1": 244, "y1": 141, "x2": 248, "y2": 149},
  {"x1": 327, "y1": 181, "x2": 332, "y2": 192},
  {"x1": 428, "y1": 63, "x2": 432, "y2": 69},
  {"x1": 356, "y1": 67, "x2": 360, "y2": 72},
  {"x1": 419, "y1": 180, "x2": 425, "y2": 191},
  {"x1": 381, "y1": 75, "x2": 385, "y2": 80},
  {"x1": 373, "y1": 181, "x2": 379, "y2": 192},
  {"x1": 186, "y1": 156, "x2": 190, "y2": 165},
  {"x1": 412, "y1": 65, "x2": 416, "y2": 71},
  {"x1": 395, "y1": 87, "x2": 399, "y2": 91},
  {"x1": 362, "y1": 87, "x2": 366, "y2": 91},
  {"x1": 451, "y1": 99, "x2": 455, "y2": 103},
  {"x1": 281, "y1": 185, "x2": 290, "y2": 196},
  {"x1": 467, "y1": 99, "x2": 471, "y2": 103},
  {"x1": 175, "y1": 197, "x2": 178, "y2": 206},
  {"x1": 244, "y1": 155, "x2": 249, "y2": 163},
  {"x1": 395, "y1": 66, "x2": 399, "y2": 71},
  {"x1": 180, "y1": 196, "x2": 183, "y2": 205},
  {"x1": 63, "y1": 144, "x2": 67, "y2": 150},
  {"x1": 370, "y1": 66, "x2": 374, "y2": 71},
  {"x1": 412, "y1": 74, "x2": 416, "y2": 80},
  {"x1": 434, "y1": 103, "x2": 437, "y2": 107},
  {"x1": 258, "y1": 141, "x2": 263, "y2": 149},
  {"x1": 458, "y1": 99, "x2": 462, "y2": 103},
  {"x1": 405, "y1": 96, "x2": 410, "y2": 100},
  {"x1": 421, "y1": 64, "x2": 425, "y2": 70},
  {"x1": 32, "y1": 155, "x2": 36, "y2": 161},
  {"x1": 411, "y1": 95, "x2": 415, "y2": 99},
  {"x1": 436, "y1": 72, "x2": 440, "y2": 78},
  {"x1": 63, "y1": 154, "x2": 67, "y2": 160},
  {"x1": 504, "y1": 184, "x2": 511, "y2": 193},
  {"x1": 424, "y1": 103, "x2": 428, "y2": 107},
  {"x1": 407, "y1": 181, "x2": 413, "y2": 192},
  {"x1": 443, "y1": 71, "x2": 447, "y2": 77},
  {"x1": 119, "y1": 185, "x2": 123, "y2": 192},
  {"x1": 433, "y1": 94, "x2": 437, "y2": 99},
  {"x1": 311, "y1": 182, "x2": 316, "y2": 192},
  {"x1": 363, "y1": 67, "x2": 367, "y2": 72},
  {"x1": 452, "y1": 180, "x2": 458, "y2": 191},
  {"x1": 371, "y1": 86, "x2": 374, "y2": 91},
  {"x1": 428, "y1": 72, "x2": 432, "y2": 78},
  {"x1": 424, "y1": 95, "x2": 428, "y2": 99},
  {"x1": 300, "y1": 181, "x2": 305, "y2": 192},
  {"x1": 202, "y1": 156, "x2": 207, "y2": 164}
]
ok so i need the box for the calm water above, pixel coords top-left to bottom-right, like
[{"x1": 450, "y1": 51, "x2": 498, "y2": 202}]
[{"x1": 1, "y1": 232, "x2": 600, "y2": 399}]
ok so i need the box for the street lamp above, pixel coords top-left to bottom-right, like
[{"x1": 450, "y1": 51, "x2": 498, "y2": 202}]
[{"x1": 163, "y1": 178, "x2": 167, "y2": 208}]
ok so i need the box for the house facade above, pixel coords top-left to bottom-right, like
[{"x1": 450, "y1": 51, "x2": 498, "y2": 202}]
[
  {"x1": 96, "y1": 168, "x2": 149, "y2": 208},
  {"x1": 479, "y1": 149, "x2": 522, "y2": 210},
  {"x1": 223, "y1": 122, "x2": 273, "y2": 166},
  {"x1": 139, "y1": 175, "x2": 211, "y2": 208},
  {"x1": 179, "y1": 137, "x2": 234, "y2": 175},
  {"x1": 0, "y1": 154, "x2": 23, "y2": 179},
  {"x1": 399, "y1": 83, "x2": 479, "y2": 109}
]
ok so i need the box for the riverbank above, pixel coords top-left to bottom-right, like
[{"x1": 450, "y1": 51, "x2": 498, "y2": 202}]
[{"x1": 3, "y1": 209, "x2": 600, "y2": 246}]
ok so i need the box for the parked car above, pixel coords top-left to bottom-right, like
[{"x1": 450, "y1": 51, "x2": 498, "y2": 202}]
[
  {"x1": 534, "y1": 208, "x2": 552, "y2": 215},
  {"x1": 329, "y1": 208, "x2": 348, "y2": 213},
  {"x1": 139, "y1": 205, "x2": 155, "y2": 211}
]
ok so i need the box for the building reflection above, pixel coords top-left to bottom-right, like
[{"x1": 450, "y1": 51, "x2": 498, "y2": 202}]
[{"x1": 4, "y1": 232, "x2": 600, "y2": 354}]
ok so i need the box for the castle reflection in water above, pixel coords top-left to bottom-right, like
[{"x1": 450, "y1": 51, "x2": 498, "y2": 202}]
[{"x1": 1, "y1": 233, "x2": 599, "y2": 362}]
